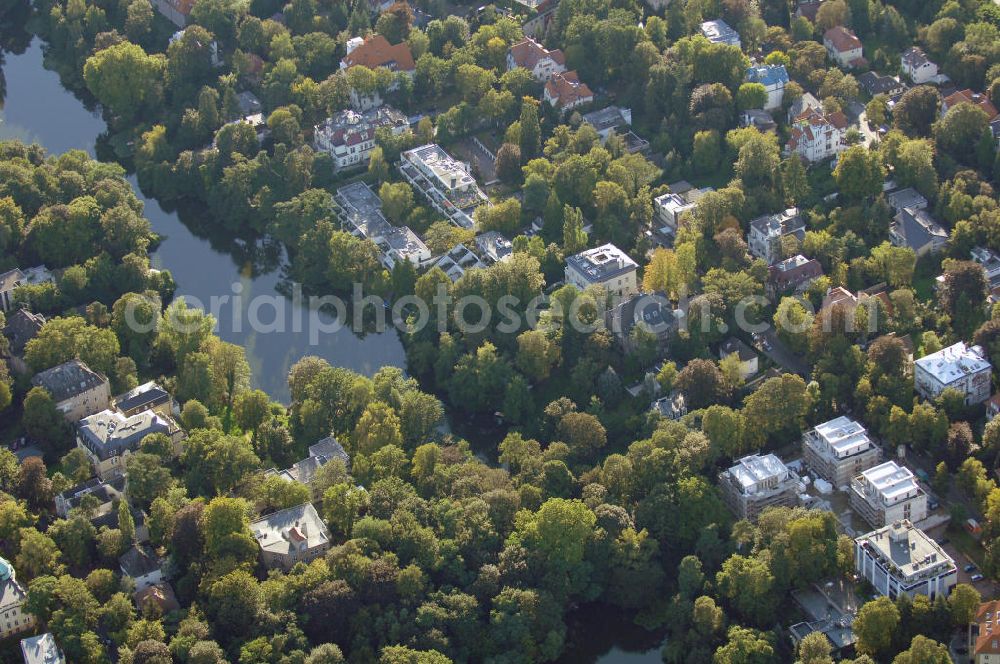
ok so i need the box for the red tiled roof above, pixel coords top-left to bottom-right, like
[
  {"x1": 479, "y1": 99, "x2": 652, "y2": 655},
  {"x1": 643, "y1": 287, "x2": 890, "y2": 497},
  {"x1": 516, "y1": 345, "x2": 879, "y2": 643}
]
[
  {"x1": 944, "y1": 89, "x2": 1000, "y2": 120},
  {"x1": 509, "y1": 37, "x2": 565, "y2": 69},
  {"x1": 974, "y1": 601, "x2": 1000, "y2": 656},
  {"x1": 544, "y1": 70, "x2": 594, "y2": 108},
  {"x1": 824, "y1": 26, "x2": 862, "y2": 53},
  {"x1": 342, "y1": 34, "x2": 415, "y2": 72}
]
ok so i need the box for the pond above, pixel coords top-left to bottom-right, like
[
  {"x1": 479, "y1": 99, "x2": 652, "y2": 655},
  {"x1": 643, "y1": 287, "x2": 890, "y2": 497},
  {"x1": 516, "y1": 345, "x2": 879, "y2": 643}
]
[{"x1": 0, "y1": 38, "x2": 407, "y2": 402}]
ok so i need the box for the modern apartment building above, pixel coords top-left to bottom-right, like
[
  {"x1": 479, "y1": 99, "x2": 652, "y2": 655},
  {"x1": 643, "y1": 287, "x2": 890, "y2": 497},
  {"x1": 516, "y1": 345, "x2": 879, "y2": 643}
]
[
  {"x1": 719, "y1": 453, "x2": 800, "y2": 521},
  {"x1": 802, "y1": 416, "x2": 881, "y2": 488},
  {"x1": 855, "y1": 520, "x2": 957, "y2": 600},
  {"x1": 398, "y1": 144, "x2": 489, "y2": 229},
  {"x1": 849, "y1": 461, "x2": 927, "y2": 528},
  {"x1": 565, "y1": 243, "x2": 639, "y2": 299}
]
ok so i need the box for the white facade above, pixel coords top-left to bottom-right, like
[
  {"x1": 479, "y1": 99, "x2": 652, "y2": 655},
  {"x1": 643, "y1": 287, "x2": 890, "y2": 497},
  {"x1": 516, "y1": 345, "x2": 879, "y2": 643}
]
[
  {"x1": 914, "y1": 342, "x2": 992, "y2": 405},
  {"x1": 0, "y1": 559, "x2": 34, "y2": 641},
  {"x1": 565, "y1": 244, "x2": 639, "y2": 298},
  {"x1": 745, "y1": 64, "x2": 789, "y2": 111},
  {"x1": 313, "y1": 107, "x2": 408, "y2": 172},
  {"x1": 855, "y1": 520, "x2": 957, "y2": 600},
  {"x1": 786, "y1": 109, "x2": 848, "y2": 163},
  {"x1": 747, "y1": 208, "x2": 805, "y2": 265},
  {"x1": 506, "y1": 37, "x2": 567, "y2": 82},
  {"x1": 823, "y1": 26, "x2": 864, "y2": 68},
  {"x1": 901, "y1": 47, "x2": 939, "y2": 85},
  {"x1": 399, "y1": 144, "x2": 490, "y2": 230},
  {"x1": 654, "y1": 193, "x2": 696, "y2": 231},
  {"x1": 700, "y1": 19, "x2": 741, "y2": 48},
  {"x1": 850, "y1": 461, "x2": 927, "y2": 528}
]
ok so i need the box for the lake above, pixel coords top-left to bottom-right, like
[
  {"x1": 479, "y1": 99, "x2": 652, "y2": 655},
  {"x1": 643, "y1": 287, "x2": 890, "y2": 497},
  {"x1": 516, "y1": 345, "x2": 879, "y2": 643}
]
[
  {"x1": 0, "y1": 34, "x2": 666, "y2": 664},
  {"x1": 0, "y1": 39, "x2": 407, "y2": 402}
]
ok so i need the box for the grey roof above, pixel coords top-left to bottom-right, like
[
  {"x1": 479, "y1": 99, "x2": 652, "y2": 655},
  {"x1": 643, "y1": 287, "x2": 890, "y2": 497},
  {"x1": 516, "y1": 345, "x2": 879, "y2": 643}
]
[
  {"x1": 251, "y1": 503, "x2": 330, "y2": 555},
  {"x1": 0, "y1": 557, "x2": 26, "y2": 612},
  {"x1": 474, "y1": 231, "x2": 513, "y2": 263},
  {"x1": 77, "y1": 409, "x2": 173, "y2": 461},
  {"x1": 56, "y1": 475, "x2": 126, "y2": 511},
  {"x1": 892, "y1": 207, "x2": 947, "y2": 251},
  {"x1": 886, "y1": 187, "x2": 927, "y2": 212},
  {"x1": 901, "y1": 46, "x2": 931, "y2": 69},
  {"x1": 31, "y1": 360, "x2": 107, "y2": 403},
  {"x1": 750, "y1": 208, "x2": 805, "y2": 238},
  {"x1": 20, "y1": 633, "x2": 65, "y2": 664},
  {"x1": 0, "y1": 268, "x2": 23, "y2": 293},
  {"x1": 858, "y1": 71, "x2": 902, "y2": 96},
  {"x1": 566, "y1": 243, "x2": 638, "y2": 284},
  {"x1": 236, "y1": 90, "x2": 262, "y2": 116},
  {"x1": 113, "y1": 381, "x2": 172, "y2": 415},
  {"x1": 580, "y1": 106, "x2": 632, "y2": 133},
  {"x1": 280, "y1": 436, "x2": 350, "y2": 484},
  {"x1": 4, "y1": 309, "x2": 45, "y2": 355},
  {"x1": 720, "y1": 337, "x2": 757, "y2": 362},
  {"x1": 119, "y1": 544, "x2": 161, "y2": 578}
]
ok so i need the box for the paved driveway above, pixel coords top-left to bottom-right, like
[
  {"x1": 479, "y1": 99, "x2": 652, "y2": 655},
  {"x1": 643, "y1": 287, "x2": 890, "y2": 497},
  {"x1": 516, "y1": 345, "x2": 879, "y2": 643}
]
[{"x1": 756, "y1": 328, "x2": 811, "y2": 377}]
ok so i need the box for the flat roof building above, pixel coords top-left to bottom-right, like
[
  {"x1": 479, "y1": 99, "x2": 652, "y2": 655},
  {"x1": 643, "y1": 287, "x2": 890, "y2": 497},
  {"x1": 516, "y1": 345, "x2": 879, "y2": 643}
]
[
  {"x1": 915, "y1": 342, "x2": 991, "y2": 405},
  {"x1": 334, "y1": 182, "x2": 431, "y2": 269},
  {"x1": 700, "y1": 19, "x2": 741, "y2": 48},
  {"x1": 565, "y1": 243, "x2": 639, "y2": 299},
  {"x1": 719, "y1": 453, "x2": 799, "y2": 521},
  {"x1": 802, "y1": 416, "x2": 881, "y2": 488},
  {"x1": 855, "y1": 520, "x2": 956, "y2": 600},
  {"x1": 850, "y1": 461, "x2": 927, "y2": 528},
  {"x1": 399, "y1": 144, "x2": 489, "y2": 229}
]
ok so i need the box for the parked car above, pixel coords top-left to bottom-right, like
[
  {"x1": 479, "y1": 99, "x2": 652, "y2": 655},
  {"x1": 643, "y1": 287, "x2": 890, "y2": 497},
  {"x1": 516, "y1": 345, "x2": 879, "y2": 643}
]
[
  {"x1": 971, "y1": 573, "x2": 984, "y2": 582},
  {"x1": 965, "y1": 564, "x2": 977, "y2": 573}
]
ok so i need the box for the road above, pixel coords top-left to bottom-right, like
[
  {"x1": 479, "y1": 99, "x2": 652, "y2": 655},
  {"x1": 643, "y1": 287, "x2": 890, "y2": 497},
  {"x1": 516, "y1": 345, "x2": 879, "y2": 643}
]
[{"x1": 755, "y1": 328, "x2": 811, "y2": 377}]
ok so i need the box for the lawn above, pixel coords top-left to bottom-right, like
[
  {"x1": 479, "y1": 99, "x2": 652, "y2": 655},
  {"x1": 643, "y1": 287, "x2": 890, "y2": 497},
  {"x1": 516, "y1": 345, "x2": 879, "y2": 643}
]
[{"x1": 946, "y1": 522, "x2": 986, "y2": 568}]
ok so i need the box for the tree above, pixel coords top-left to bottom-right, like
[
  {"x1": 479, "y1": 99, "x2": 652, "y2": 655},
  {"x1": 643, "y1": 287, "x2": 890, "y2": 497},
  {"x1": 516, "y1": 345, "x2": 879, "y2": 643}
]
[
  {"x1": 949, "y1": 583, "x2": 981, "y2": 626},
  {"x1": 16, "y1": 528, "x2": 63, "y2": 579},
  {"x1": 515, "y1": 329, "x2": 560, "y2": 382},
  {"x1": 797, "y1": 631, "x2": 833, "y2": 664},
  {"x1": 936, "y1": 102, "x2": 990, "y2": 162},
  {"x1": 715, "y1": 554, "x2": 776, "y2": 625},
  {"x1": 940, "y1": 260, "x2": 988, "y2": 337},
  {"x1": 112, "y1": 292, "x2": 159, "y2": 364},
  {"x1": 894, "y1": 86, "x2": 941, "y2": 137},
  {"x1": 22, "y1": 387, "x2": 67, "y2": 455},
  {"x1": 495, "y1": 143, "x2": 522, "y2": 184},
  {"x1": 206, "y1": 570, "x2": 261, "y2": 635},
  {"x1": 562, "y1": 205, "x2": 587, "y2": 254},
  {"x1": 556, "y1": 412, "x2": 607, "y2": 458},
  {"x1": 834, "y1": 145, "x2": 885, "y2": 202},
  {"x1": 353, "y1": 401, "x2": 404, "y2": 454},
  {"x1": 379, "y1": 182, "x2": 415, "y2": 225},
  {"x1": 676, "y1": 359, "x2": 729, "y2": 409},
  {"x1": 519, "y1": 99, "x2": 541, "y2": 159},
  {"x1": 736, "y1": 83, "x2": 767, "y2": 110},
  {"x1": 854, "y1": 596, "x2": 900, "y2": 658},
  {"x1": 83, "y1": 42, "x2": 164, "y2": 122},
  {"x1": 713, "y1": 626, "x2": 777, "y2": 664},
  {"x1": 375, "y1": 2, "x2": 414, "y2": 43},
  {"x1": 891, "y1": 635, "x2": 951, "y2": 664},
  {"x1": 693, "y1": 130, "x2": 722, "y2": 174},
  {"x1": 233, "y1": 390, "x2": 270, "y2": 436}
]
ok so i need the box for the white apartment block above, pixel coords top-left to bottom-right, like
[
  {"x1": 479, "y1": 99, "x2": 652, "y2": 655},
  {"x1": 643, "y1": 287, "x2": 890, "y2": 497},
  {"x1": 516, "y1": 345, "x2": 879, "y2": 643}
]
[
  {"x1": 565, "y1": 243, "x2": 639, "y2": 299},
  {"x1": 785, "y1": 108, "x2": 849, "y2": 163},
  {"x1": 855, "y1": 520, "x2": 957, "y2": 600},
  {"x1": 700, "y1": 19, "x2": 741, "y2": 48},
  {"x1": 802, "y1": 416, "x2": 881, "y2": 488},
  {"x1": 745, "y1": 64, "x2": 789, "y2": 111},
  {"x1": 398, "y1": 144, "x2": 489, "y2": 230},
  {"x1": 901, "y1": 47, "x2": 939, "y2": 85},
  {"x1": 747, "y1": 208, "x2": 805, "y2": 265},
  {"x1": 719, "y1": 453, "x2": 799, "y2": 521},
  {"x1": 914, "y1": 342, "x2": 992, "y2": 405},
  {"x1": 334, "y1": 182, "x2": 431, "y2": 269},
  {"x1": 313, "y1": 107, "x2": 408, "y2": 172},
  {"x1": 850, "y1": 461, "x2": 927, "y2": 528}
]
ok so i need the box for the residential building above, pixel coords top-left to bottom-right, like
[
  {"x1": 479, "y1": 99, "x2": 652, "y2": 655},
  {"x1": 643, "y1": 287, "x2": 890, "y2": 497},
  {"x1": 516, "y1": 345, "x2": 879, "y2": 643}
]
[
  {"x1": 746, "y1": 64, "x2": 789, "y2": 110},
  {"x1": 700, "y1": 19, "x2": 741, "y2": 48},
  {"x1": 741, "y1": 109, "x2": 777, "y2": 133},
  {"x1": 823, "y1": 26, "x2": 865, "y2": 68},
  {"x1": 433, "y1": 244, "x2": 487, "y2": 281},
  {"x1": 475, "y1": 231, "x2": 513, "y2": 264},
  {"x1": 652, "y1": 391, "x2": 687, "y2": 421},
  {"x1": 113, "y1": 381, "x2": 177, "y2": 419},
  {"x1": 914, "y1": 342, "x2": 992, "y2": 405},
  {"x1": 748, "y1": 208, "x2": 806, "y2": 265},
  {"x1": 787, "y1": 92, "x2": 822, "y2": 124},
  {"x1": 0, "y1": 558, "x2": 34, "y2": 640},
  {"x1": 970, "y1": 600, "x2": 1000, "y2": 663},
  {"x1": 786, "y1": 108, "x2": 849, "y2": 163},
  {"x1": 607, "y1": 292, "x2": 682, "y2": 353},
  {"x1": 236, "y1": 91, "x2": 262, "y2": 117},
  {"x1": 119, "y1": 544, "x2": 163, "y2": 592},
  {"x1": 3, "y1": 309, "x2": 44, "y2": 374},
  {"x1": 886, "y1": 187, "x2": 928, "y2": 212},
  {"x1": 890, "y1": 207, "x2": 948, "y2": 257},
  {"x1": 850, "y1": 461, "x2": 927, "y2": 528},
  {"x1": 855, "y1": 520, "x2": 957, "y2": 600},
  {"x1": 134, "y1": 582, "x2": 180, "y2": 615},
  {"x1": 719, "y1": 453, "x2": 800, "y2": 521},
  {"x1": 20, "y1": 633, "x2": 64, "y2": 664},
  {"x1": 901, "y1": 47, "x2": 939, "y2": 85},
  {"x1": 653, "y1": 193, "x2": 696, "y2": 233},
  {"x1": 340, "y1": 35, "x2": 415, "y2": 74},
  {"x1": 768, "y1": 254, "x2": 823, "y2": 299},
  {"x1": 334, "y1": 182, "x2": 431, "y2": 268},
  {"x1": 270, "y1": 436, "x2": 350, "y2": 484},
  {"x1": 506, "y1": 37, "x2": 566, "y2": 82},
  {"x1": 580, "y1": 106, "x2": 649, "y2": 153},
  {"x1": 150, "y1": 0, "x2": 194, "y2": 27},
  {"x1": 31, "y1": 359, "x2": 110, "y2": 422},
  {"x1": 251, "y1": 503, "x2": 332, "y2": 571},
  {"x1": 942, "y1": 89, "x2": 999, "y2": 121},
  {"x1": 719, "y1": 338, "x2": 759, "y2": 379},
  {"x1": 0, "y1": 266, "x2": 54, "y2": 313},
  {"x1": 802, "y1": 416, "x2": 881, "y2": 488},
  {"x1": 565, "y1": 243, "x2": 639, "y2": 298},
  {"x1": 55, "y1": 475, "x2": 125, "y2": 519},
  {"x1": 795, "y1": 0, "x2": 822, "y2": 21},
  {"x1": 788, "y1": 585, "x2": 857, "y2": 657},
  {"x1": 399, "y1": 144, "x2": 490, "y2": 229},
  {"x1": 313, "y1": 107, "x2": 408, "y2": 172},
  {"x1": 77, "y1": 409, "x2": 186, "y2": 480},
  {"x1": 543, "y1": 71, "x2": 594, "y2": 112},
  {"x1": 858, "y1": 72, "x2": 905, "y2": 97}
]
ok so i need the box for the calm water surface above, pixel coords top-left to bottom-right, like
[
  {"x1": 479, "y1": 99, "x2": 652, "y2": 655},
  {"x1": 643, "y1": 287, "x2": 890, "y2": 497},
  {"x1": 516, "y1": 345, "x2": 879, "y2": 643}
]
[{"x1": 0, "y1": 40, "x2": 407, "y2": 401}]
